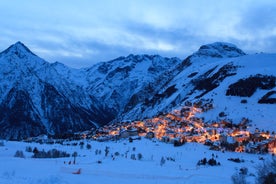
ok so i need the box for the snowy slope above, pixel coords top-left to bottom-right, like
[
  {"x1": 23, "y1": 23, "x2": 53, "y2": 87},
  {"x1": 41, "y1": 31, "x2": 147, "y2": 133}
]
[{"x1": 0, "y1": 138, "x2": 270, "y2": 184}]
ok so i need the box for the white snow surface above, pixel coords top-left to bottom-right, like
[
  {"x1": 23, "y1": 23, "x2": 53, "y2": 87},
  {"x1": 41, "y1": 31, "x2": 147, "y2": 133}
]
[{"x1": 0, "y1": 138, "x2": 269, "y2": 184}]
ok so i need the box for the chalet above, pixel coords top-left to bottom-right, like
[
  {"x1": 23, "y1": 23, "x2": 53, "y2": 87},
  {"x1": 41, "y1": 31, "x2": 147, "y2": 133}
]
[
  {"x1": 268, "y1": 139, "x2": 276, "y2": 154},
  {"x1": 145, "y1": 131, "x2": 155, "y2": 139},
  {"x1": 220, "y1": 120, "x2": 232, "y2": 128},
  {"x1": 247, "y1": 142, "x2": 268, "y2": 154},
  {"x1": 252, "y1": 133, "x2": 267, "y2": 142},
  {"x1": 235, "y1": 145, "x2": 245, "y2": 152},
  {"x1": 246, "y1": 145, "x2": 259, "y2": 153},
  {"x1": 24, "y1": 134, "x2": 49, "y2": 143},
  {"x1": 128, "y1": 128, "x2": 138, "y2": 136},
  {"x1": 75, "y1": 130, "x2": 91, "y2": 139},
  {"x1": 209, "y1": 141, "x2": 221, "y2": 151},
  {"x1": 234, "y1": 134, "x2": 249, "y2": 143},
  {"x1": 119, "y1": 128, "x2": 138, "y2": 138},
  {"x1": 185, "y1": 135, "x2": 194, "y2": 142},
  {"x1": 97, "y1": 135, "x2": 112, "y2": 142},
  {"x1": 119, "y1": 130, "x2": 129, "y2": 138},
  {"x1": 219, "y1": 134, "x2": 227, "y2": 143},
  {"x1": 171, "y1": 137, "x2": 185, "y2": 146},
  {"x1": 165, "y1": 129, "x2": 175, "y2": 138},
  {"x1": 206, "y1": 128, "x2": 216, "y2": 136},
  {"x1": 211, "y1": 122, "x2": 219, "y2": 128},
  {"x1": 204, "y1": 139, "x2": 213, "y2": 146},
  {"x1": 161, "y1": 136, "x2": 170, "y2": 143}
]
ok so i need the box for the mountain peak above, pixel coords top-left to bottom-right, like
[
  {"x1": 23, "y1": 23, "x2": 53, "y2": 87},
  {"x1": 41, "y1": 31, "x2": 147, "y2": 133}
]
[
  {"x1": 193, "y1": 42, "x2": 246, "y2": 58},
  {"x1": 0, "y1": 41, "x2": 36, "y2": 58},
  {"x1": 14, "y1": 41, "x2": 27, "y2": 48}
]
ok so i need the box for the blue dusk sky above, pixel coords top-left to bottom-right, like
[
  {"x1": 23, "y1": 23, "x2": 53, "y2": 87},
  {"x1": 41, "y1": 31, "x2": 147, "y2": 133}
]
[{"x1": 0, "y1": 0, "x2": 275, "y2": 68}]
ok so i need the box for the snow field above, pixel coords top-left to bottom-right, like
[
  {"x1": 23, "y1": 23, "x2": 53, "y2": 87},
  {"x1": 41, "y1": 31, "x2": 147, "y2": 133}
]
[{"x1": 0, "y1": 138, "x2": 271, "y2": 184}]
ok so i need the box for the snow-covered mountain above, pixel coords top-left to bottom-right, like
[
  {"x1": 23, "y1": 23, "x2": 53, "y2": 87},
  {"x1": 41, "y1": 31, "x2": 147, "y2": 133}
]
[
  {"x1": 121, "y1": 42, "x2": 276, "y2": 131},
  {"x1": 0, "y1": 42, "x2": 106, "y2": 139},
  {"x1": 0, "y1": 41, "x2": 275, "y2": 139},
  {"x1": 0, "y1": 42, "x2": 181, "y2": 139},
  {"x1": 85, "y1": 54, "x2": 181, "y2": 121}
]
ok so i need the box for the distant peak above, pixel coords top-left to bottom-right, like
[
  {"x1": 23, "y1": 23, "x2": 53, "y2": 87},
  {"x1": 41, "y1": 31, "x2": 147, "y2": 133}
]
[
  {"x1": 11, "y1": 41, "x2": 34, "y2": 54},
  {"x1": 50, "y1": 61, "x2": 68, "y2": 69},
  {"x1": 111, "y1": 54, "x2": 154, "y2": 63},
  {"x1": 125, "y1": 54, "x2": 163, "y2": 61},
  {"x1": 51, "y1": 61, "x2": 64, "y2": 66},
  {"x1": 193, "y1": 42, "x2": 246, "y2": 58},
  {"x1": 0, "y1": 41, "x2": 37, "y2": 58},
  {"x1": 14, "y1": 41, "x2": 25, "y2": 46}
]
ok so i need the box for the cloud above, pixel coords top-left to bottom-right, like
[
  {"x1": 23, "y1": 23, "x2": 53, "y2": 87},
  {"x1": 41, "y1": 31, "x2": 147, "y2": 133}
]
[
  {"x1": 238, "y1": 2, "x2": 276, "y2": 33},
  {"x1": 0, "y1": 0, "x2": 276, "y2": 68},
  {"x1": 233, "y1": 1, "x2": 276, "y2": 53}
]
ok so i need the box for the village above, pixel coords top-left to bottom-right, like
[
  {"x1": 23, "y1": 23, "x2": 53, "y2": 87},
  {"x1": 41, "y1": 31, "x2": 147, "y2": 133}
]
[
  {"x1": 23, "y1": 99, "x2": 276, "y2": 156},
  {"x1": 88, "y1": 99, "x2": 276, "y2": 155}
]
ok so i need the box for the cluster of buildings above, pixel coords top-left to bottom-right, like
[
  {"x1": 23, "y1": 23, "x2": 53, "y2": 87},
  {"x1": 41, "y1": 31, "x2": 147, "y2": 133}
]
[
  {"x1": 24, "y1": 99, "x2": 275, "y2": 155},
  {"x1": 90, "y1": 100, "x2": 276, "y2": 155}
]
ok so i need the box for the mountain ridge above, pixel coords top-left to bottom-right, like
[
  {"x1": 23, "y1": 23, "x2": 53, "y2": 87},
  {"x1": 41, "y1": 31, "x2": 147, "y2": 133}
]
[{"x1": 0, "y1": 41, "x2": 275, "y2": 140}]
